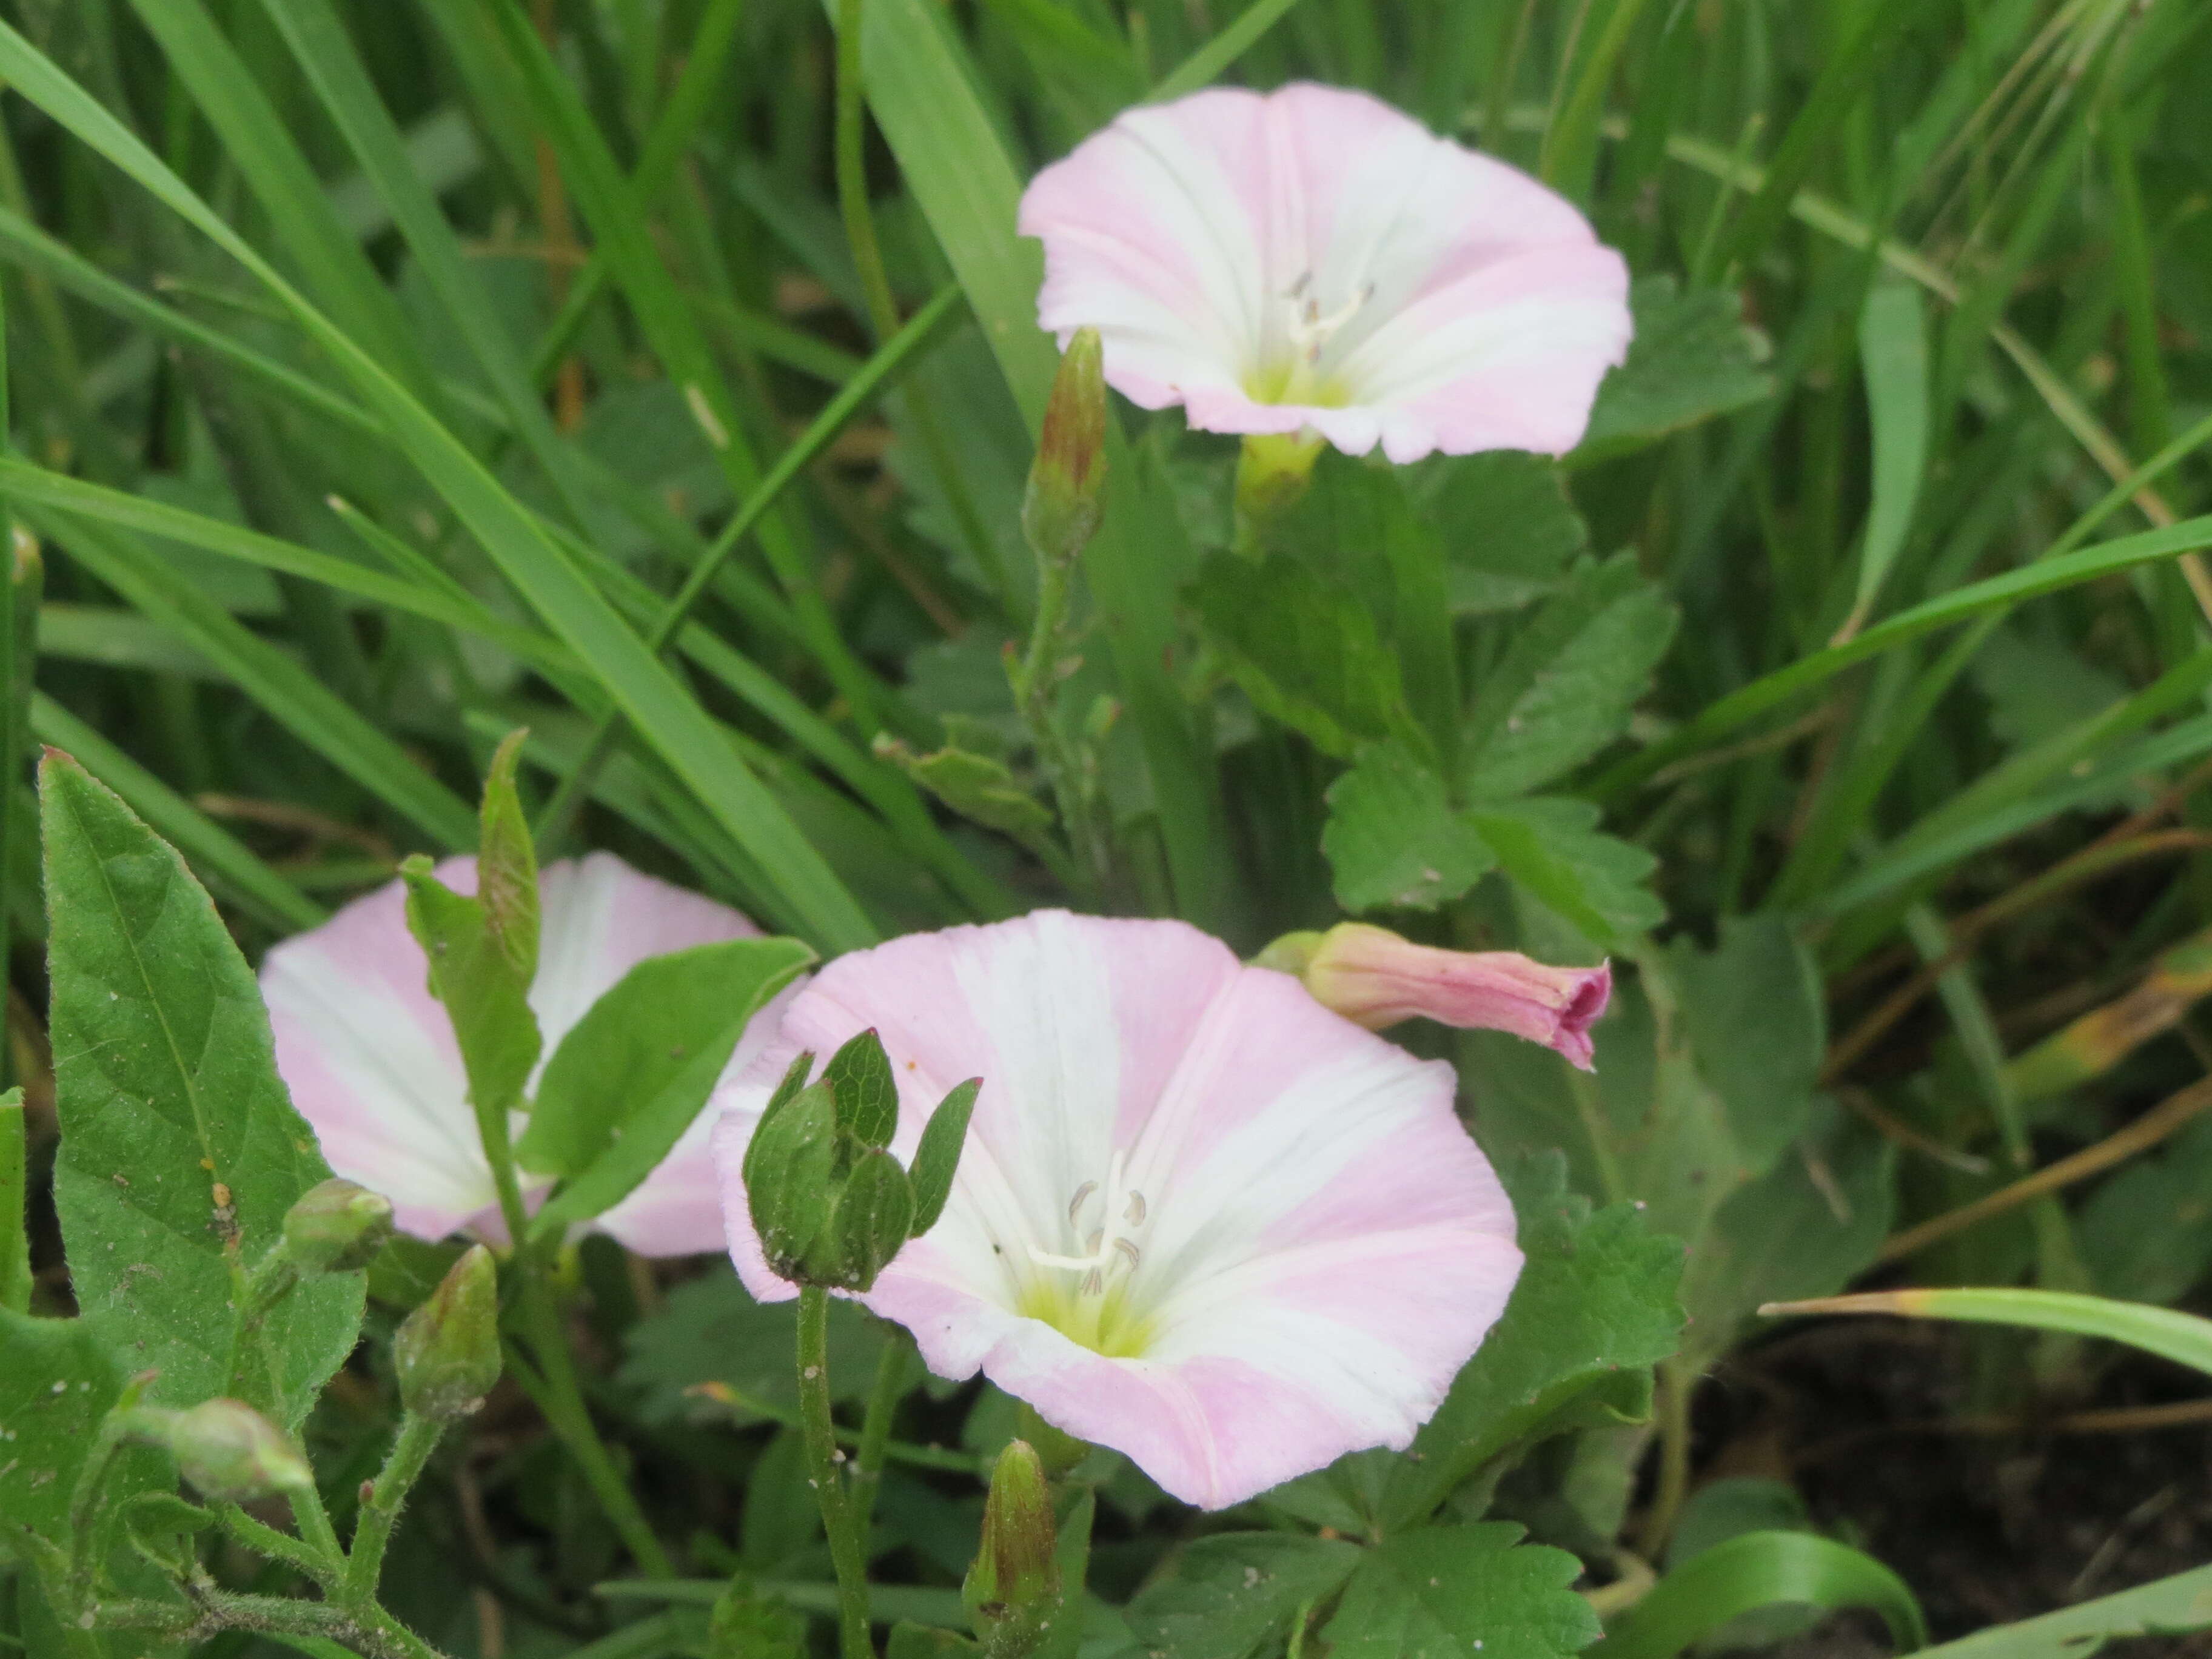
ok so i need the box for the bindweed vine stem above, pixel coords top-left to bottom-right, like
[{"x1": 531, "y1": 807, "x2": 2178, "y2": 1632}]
[
  {"x1": 344, "y1": 1412, "x2": 443, "y2": 1603},
  {"x1": 796, "y1": 1287, "x2": 876, "y2": 1659}
]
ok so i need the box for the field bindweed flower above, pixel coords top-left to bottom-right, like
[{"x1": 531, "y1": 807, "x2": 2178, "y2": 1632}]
[
  {"x1": 1260, "y1": 922, "x2": 1611, "y2": 1071},
  {"x1": 711, "y1": 910, "x2": 1522, "y2": 1509},
  {"x1": 262, "y1": 851, "x2": 789, "y2": 1254},
  {"x1": 1018, "y1": 83, "x2": 1632, "y2": 466}
]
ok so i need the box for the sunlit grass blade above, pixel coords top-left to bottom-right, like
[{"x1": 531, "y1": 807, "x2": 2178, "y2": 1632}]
[
  {"x1": 1762, "y1": 1287, "x2": 2212, "y2": 1379},
  {"x1": 1603, "y1": 1533, "x2": 1926, "y2": 1659},
  {"x1": 1912, "y1": 1562, "x2": 2212, "y2": 1657},
  {"x1": 30, "y1": 693, "x2": 323, "y2": 932},
  {"x1": 1150, "y1": 0, "x2": 1302, "y2": 98}
]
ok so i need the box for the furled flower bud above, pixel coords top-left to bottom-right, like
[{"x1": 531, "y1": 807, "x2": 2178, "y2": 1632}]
[
  {"x1": 394, "y1": 1244, "x2": 501, "y2": 1422},
  {"x1": 1258, "y1": 922, "x2": 1611, "y2": 1070},
  {"x1": 281, "y1": 1178, "x2": 395, "y2": 1274},
  {"x1": 964, "y1": 1440, "x2": 1063, "y2": 1659},
  {"x1": 1022, "y1": 328, "x2": 1106, "y2": 565},
  {"x1": 129, "y1": 1399, "x2": 313, "y2": 1503}
]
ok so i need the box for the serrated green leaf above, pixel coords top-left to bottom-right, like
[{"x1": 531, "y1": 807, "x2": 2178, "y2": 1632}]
[
  {"x1": 825, "y1": 1029, "x2": 900, "y2": 1150},
  {"x1": 1323, "y1": 1524, "x2": 1600, "y2": 1659},
  {"x1": 1462, "y1": 554, "x2": 1677, "y2": 799},
  {"x1": 709, "y1": 1576, "x2": 809, "y2": 1659},
  {"x1": 400, "y1": 860, "x2": 541, "y2": 1142},
  {"x1": 524, "y1": 939, "x2": 816, "y2": 1238},
  {"x1": 1410, "y1": 452, "x2": 1590, "y2": 615},
  {"x1": 1575, "y1": 277, "x2": 1772, "y2": 461},
  {"x1": 1465, "y1": 798, "x2": 1664, "y2": 947},
  {"x1": 1124, "y1": 1533, "x2": 1362, "y2": 1659},
  {"x1": 1191, "y1": 554, "x2": 1425, "y2": 762},
  {"x1": 40, "y1": 754, "x2": 360, "y2": 1425},
  {"x1": 910, "y1": 1078, "x2": 980, "y2": 1238},
  {"x1": 1380, "y1": 1155, "x2": 1683, "y2": 1527},
  {"x1": 1322, "y1": 743, "x2": 1496, "y2": 913}
]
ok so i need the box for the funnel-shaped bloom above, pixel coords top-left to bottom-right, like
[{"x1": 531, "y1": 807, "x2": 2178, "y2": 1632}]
[
  {"x1": 1019, "y1": 83, "x2": 1631, "y2": 464},
  {"x1": 263, "y1": 852, "x2": 788, "y2": 1254},
  {"x1": 711, "y1": 910, "x2": 1521, "y2": 1510},
  {"x1": 1265, "y1": 923, "x2": 1611, "y2": 1070}
]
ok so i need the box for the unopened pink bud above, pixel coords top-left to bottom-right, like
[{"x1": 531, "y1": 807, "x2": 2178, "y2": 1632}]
[{"x1": 1259, "y1": 923, "x2": 1610, "y2": 1070}]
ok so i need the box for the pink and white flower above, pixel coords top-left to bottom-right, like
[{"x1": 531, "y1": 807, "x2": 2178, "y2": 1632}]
[
  {"x1": 709, "y1": 910, "x2": 1522, "y2": 1510},
  {"x1": 1018, "y1": 82, "x2": 1632, "y2": 464},
  {"x1": 261, "y1": 851, "x2": 790, "y2": 1255}
]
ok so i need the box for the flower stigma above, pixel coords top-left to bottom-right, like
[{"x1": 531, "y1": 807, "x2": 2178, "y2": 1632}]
[{"x1": 1244, "y1": 272, "x2": 1369, "y2": 408}]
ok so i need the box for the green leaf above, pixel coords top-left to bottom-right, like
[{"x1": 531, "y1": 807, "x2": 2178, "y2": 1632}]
[
  {"x1": 909, "y1": 1078, "x2": 980, "y2": 1238},
  {"x1": 0, "y1": 1309, "x2": 152, "y2": 1539},
  {"x1": 521, "y1": 938, "x2": 816, "y2": 1238},
  {"x1": 1123, "y1": 1533, "x2": 1362, "y2": 1659},
  {"x1": 1379, "y1": 1156, "x2": 1683, "y2": 1528},
  {"x1": 1464, "y1": 798, "x2": 1664, "y2": 947},
  {"x1": 618, "y1": 1268, "x2": 888, "y2": 1428},
  {"x1": 477, "y1": 730, "x2": 540, "y2": 984},
  {"x1": 400, "y1": 859, "x2": 541, "y2": 1139},
  {"x1": 1322, "y1": 743, "x2": 1496, "y2": 913},
  {"x1": 1575, "y1": 278, "x2": 1772, "y2": 463},
  {"x1": 1322, "y1": 1524, "x2": 1600, "y2": 1659},
  {"x1": 40, "y1": 754, "x2": 360, "y2": 1423},
  {"x1": 1191, "y1": 554, "x2": 1424, "y2": 761},
  {"x1": 825, "y1": 1029, "x2": 901, "y2": 1151},
  {"x1": 1601, "y1": 1533, "x2": 1925, "y2": 1659},
  {"x1": 1409, "y1": 452, "x2": 1590, "y2": 615},
  {"x1": 1, "y1": 1088, "x2": 27, "y2": 1315},
  {"x1": 709, "y1": 1576, "x2": 809, "y2": 1659},
  {"x1": 1462, "y1": 555, "x2": 1677, "y2": 799},
  {"x1": 1679, "y1": 1100, "x2": 1894, "y2": 1372},
  {"x1": 889, "y1": 743, "x2": 1056, "y2": 843},
  {"x1": 2078, "y1": 1115, "x2": 2212, "y2": 1303}
]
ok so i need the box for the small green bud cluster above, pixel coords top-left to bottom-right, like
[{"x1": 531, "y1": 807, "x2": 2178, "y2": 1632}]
[
  {"x1": 743, "y1": 1030, "x2": 979, "y2": 1293},
  {"x1": 394, "y1": 1245, "x2": 502, "y2": 1423}
]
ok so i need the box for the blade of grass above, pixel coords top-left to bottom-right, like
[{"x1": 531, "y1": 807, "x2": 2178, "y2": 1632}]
[
  {"x1": 1834, "y1": 278, "x2": 1931, "y2": 642},
  {"x1": 0, "y1": 18, "x2": 876, "y2": 948},
  {"x1": 1763, "y1": 1286, "x2": 2212, "y2": 1381}
]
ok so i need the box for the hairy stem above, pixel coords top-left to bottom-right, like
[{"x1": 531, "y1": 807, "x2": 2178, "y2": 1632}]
[
  {"x1": 797, "y1": 1287, "x2": 873, "y2": 1659},
  {"x1": 344, "y1": 1412, "x2": 443, "y2": 1603}
]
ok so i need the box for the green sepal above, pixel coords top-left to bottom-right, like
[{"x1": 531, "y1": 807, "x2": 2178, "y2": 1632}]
[
  {"x1": 744, "y1": 1080, "x2": 839, "y2": 1279},
  {"x1": 476, "y1": 728, "x2": 540, "y2": 983},
  {"x1": 824, "y1": 1027, "x2": 899, "y2": 1149},
  {"x1": 820, "y1": 1147, "x2": 915, "y2": 1292},
  {"x1": 910, "y1": 1077, "x2": 981, "y2": 1238}
]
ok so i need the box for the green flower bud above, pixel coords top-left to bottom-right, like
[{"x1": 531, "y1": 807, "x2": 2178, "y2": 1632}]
[
  {"x1": 1021, "y1": 329, "x2": 1106, "y2": 565},
  {"x1": 281, "y1": 1178, "x2": 395, "y2": 1274},
  {"x1": 964, "y1": 1440, "x2": 1063, "y2": 1659},
  {"x1": 395, "y1": 1244, "x2": 501, "y2": 1422},
  {"x1": 130, "y1": 1399, "x2": 312, "y2": 1503}
]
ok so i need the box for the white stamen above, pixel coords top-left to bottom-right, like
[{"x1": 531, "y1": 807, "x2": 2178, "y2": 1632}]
[
  {"x1": 1284, "y1": 275, "x2": 1373, "y2": 363},
  {"x1": 1026, "y1": 1149, "x2": 1148, "y2": 1294}
]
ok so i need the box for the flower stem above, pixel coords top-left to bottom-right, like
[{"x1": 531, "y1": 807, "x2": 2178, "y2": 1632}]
[
  {"x1": 1009, "y1": 549, "x2": 1105, "y2": 899},
  {"x1": 850, "y1": 1329, "x2": 910, "y2": 1539},
  {"x1": 796, "y1": 1287, "x2": 874, "y2": 1659},
  {"x1": 344, "y1": 1413, "x2": 443, "y2": 1603}
]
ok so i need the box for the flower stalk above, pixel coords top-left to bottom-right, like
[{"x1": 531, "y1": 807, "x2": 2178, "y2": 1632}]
[{"x1": 797, "y1": 1286, "x2": 876, "y2": 1659}]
